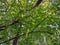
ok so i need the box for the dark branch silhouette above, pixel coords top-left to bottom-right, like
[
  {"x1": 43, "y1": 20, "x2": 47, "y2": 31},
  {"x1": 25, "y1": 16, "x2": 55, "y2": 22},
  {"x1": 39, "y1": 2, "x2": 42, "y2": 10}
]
[
  {"x1": 0, "y1": 0, "x2": 43, "y2": 31},
  {"x1": 0, "y1": 19, "x2": 19, "y2": 31},
  {"x1": 0, "y1": 16, "x2": 54, "y2": 44},
  {"x1": 0, "y1": 30, "x2": 53, "y2": 44},
  {"x1": 12, "y1": 34, "x2": 19, "y2": 45},
  {"x1": 27, "y1": 0, "x2": 43, "y2": 11},
  {"x1": 33, "y1": 0, "x2": 42, "y2": 8},
  {"x1": 12, "y1": 21, "x2": 22, "y2": 45}
]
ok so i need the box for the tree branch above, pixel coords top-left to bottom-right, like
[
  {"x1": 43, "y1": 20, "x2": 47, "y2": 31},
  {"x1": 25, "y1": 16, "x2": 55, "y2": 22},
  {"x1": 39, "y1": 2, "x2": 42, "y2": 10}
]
[
  {"x1": 33, "y1": 0, "x2": 42, "y2": 8},
  {"x1": 12, "y1": 34, "x2": 19, "y2": 45},
  {"x1": 12, "y1": 21, "x2": 22, "y2": 45},
  {"x1": 0, "y1": 16, "x2": 49, "y2": 44},
  {"x1": 0, "y1": 19, "x2": 19, "y2": 31},
  {"x1": 0, "y1": 30, "x2": 53, "y2": 44},
  {"x1": 27, "y1": 0, "x2": 43, "y2": 11}
]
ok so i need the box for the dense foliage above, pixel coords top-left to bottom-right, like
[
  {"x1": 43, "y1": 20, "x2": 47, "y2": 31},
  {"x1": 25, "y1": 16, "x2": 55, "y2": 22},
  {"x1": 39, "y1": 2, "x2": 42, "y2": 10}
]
[{"x1": 0, "y1": 0, "x2": 60, "y2": 45}]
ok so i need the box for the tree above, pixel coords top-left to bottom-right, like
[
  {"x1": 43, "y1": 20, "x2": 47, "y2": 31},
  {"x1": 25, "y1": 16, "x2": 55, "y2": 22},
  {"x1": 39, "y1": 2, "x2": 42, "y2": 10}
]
[{"x1": 0, "y1": 0, "x2": 60, "y2": 45}]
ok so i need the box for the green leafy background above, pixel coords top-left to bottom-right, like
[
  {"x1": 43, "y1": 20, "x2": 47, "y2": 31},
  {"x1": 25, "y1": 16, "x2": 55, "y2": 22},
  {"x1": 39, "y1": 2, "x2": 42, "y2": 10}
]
[{"x1": 0, "y1": 0, "x2": 60, "y2": 45}]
